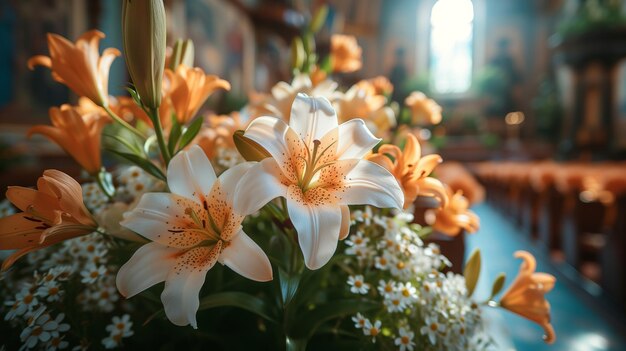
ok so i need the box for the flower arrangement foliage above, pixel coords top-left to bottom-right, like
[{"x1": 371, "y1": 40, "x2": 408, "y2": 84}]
[{"x1": 0, "y1": 3, "x2": 556, "y2": 350}]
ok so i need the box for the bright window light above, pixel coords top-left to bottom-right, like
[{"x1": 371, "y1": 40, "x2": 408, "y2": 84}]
[{"x1": 429, "y1": 0, "x2": 474, "y2": 94}]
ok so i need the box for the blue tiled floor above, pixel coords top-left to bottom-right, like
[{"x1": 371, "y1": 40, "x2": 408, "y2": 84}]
[{"x1": 466, "y1": 204, "x2": 626, "y2": 351}]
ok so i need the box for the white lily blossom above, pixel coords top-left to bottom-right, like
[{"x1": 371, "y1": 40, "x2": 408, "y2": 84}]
[
  {"x1": 116, "y1": 146, "x2": 273, "y2": 328},
  {"x1": 235, "y1": 94, "x2": 403, "y2": 269}
]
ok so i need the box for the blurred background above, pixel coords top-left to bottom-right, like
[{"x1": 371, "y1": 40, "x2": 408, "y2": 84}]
[{"x1": 1, "y1": 0, "x2": 626, "y2": 350}]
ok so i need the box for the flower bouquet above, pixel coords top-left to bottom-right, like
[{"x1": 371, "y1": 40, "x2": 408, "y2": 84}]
[{"x1": 0, "y1": 2, "x2": 556, "y2": 350}]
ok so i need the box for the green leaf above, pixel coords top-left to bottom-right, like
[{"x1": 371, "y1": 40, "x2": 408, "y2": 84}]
[
  {"x1": 489, "y1": 273, "x2": 506, "y2": 300},
  {"x1": 319, "y1": 55, "x2": 332, "y2": 74},
  {"x1": 291, "y1": 37, "x2": 305, "y2": 71},
  {"x1": 279, "y1": 268, "x2": 300, "y2": 306},
  {"x1": 464, "y1": 249, "x2": 482, "y2": 297},
  {"x1": 309, "y1": 5, "x2": 328, "y2": 33},
  {"x1": 125, "y1": 86, "x2": 142, "y2": 107},
  {"x1": 233, "y1": 130, "x2": 270, "y2": 161},
  {"x1": 97, "y1": 170, "x2": 115, "y2": 198},
  {"x1": 289, "y1": 300, "x2": 379, "y2": 339},
  {"x1": 107, "y1": 149, "x2": 166, "y2": 181},
  {"x1": 103, "y1": 133, "x2": 143, "y2": 155},
  {"x1": 168, "y1": 115, "x2": 182, "y2": 154},
  {"x1": 177, "y1": 117, "x2": 203, "y2": 151},
  {"x1": 198, "y1": 292, "x2": 278, "y2": 324}
]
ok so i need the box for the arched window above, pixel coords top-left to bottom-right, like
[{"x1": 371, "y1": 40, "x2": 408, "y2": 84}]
[{"x1": 429, "y1": 0, "x2": 474, "y2": 94}]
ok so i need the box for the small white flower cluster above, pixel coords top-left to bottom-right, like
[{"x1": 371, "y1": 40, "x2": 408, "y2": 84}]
[
  {"x1": 23, "y1": 233, "x2": 121, "y2": 314},
  {"x1": 116, "y1": 165, "x2": 161, "y2": 199},
  {"x1": 352, "y1": 313, "x2": 382, "y2": 343},
  {"x1": 344, "y1": 207, "x2": 485, "y2": 350},
  {"x1": 215, "y1": 147, "x2": 243, "y2": 170},
  {"x1": 3, "y1": 266, "x2": 73, "y2": 350},
  {"x1": 82, "y1": 182, "x2": 109, "y2": 213},
  {"x1": 417, "y1": 272, "x2": 483, "y2": 349},
  {"x1": 101, "y1": 314, "x2": 134, "y2": 349},
  {"x1": 346, "y1": 209, "x2": 450, "y2": 280}
]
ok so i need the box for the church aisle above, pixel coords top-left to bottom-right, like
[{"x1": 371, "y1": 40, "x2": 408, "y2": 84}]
[{"x1": 466, "y1": 204, "x2": 626, "y2": 351}]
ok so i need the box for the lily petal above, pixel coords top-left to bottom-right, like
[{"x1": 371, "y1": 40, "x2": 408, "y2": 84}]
[
  {"x1": 121, "y1": 193, "x2": 206, "y2": 248},
  {"x1": 243, "y1": 116, "x2": 304, "y2": 180},
  {"x1": 336, "y1": 160, "x2": 404, "y2": 209},
  {"x1": 161, "y1": 245, "x2": 220, "y2": 328},
  {"x1": 335, "y1": 119, "x2": 380, "y2": 160},
  {"x1": 219, "y1": 230, "x2": 273, "y2": 282},
  {"x1": 289, "y1": 94, "x2": 338, "y2": 148},
  {"x1": 286, "y1": 199, "x2": 342, "y2": 270},
  {"x1": 167, "y1": 145, "x2": 217, "y2": 203},
  {"x1": 339, "y1": 205, "x2": 351, "y2": 240},
  {"x1": 216, "y1": 162, "x2": 256, "y2": 208},
  {"x1": 234, "y1": 158, "x2": 288, "y2": 215},
  {"x1": 116, "y1": 242, "x2": 178, "y2": 298}
]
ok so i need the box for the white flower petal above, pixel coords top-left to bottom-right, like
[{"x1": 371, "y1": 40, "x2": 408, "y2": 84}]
[
  {"x1": 116, "y1": 242, "x2": 177, "y2": 298},
  {"x1": 244, "y1": 116, "x2": 297, "y2": 163},
  {"x1": 219, "y1": 230, "x2": 273, "y2": 281},
  {"x1": 339, "y1": 205, "x2": 351, "y2": 240},
  {"x1": 216, "y1": 162, "x2": 255, "y2": 207},
  {"x1": 243, "y1": 116, "x2": 303, "y2": 176},
  {"x1": 289, "y1": 94, "x2": 338, "y2": 148},
  {"x1": 161, "y1": 246, "x2": 218, "y2": 328},
  {"x1": 286, "y1": 199, "x2": 341, "y2": 270},
  {"x1": 121, "y1": 192, "x2": 205, "y2": 248},
  {"x1": 336, "y1": 119, "x2": 380, "y2": 160},
  {"x1": 338, "y1": 160, "x2": 404, "y2": 209},
  {"x1": 233, "y1": 158, "x2": 288, "y2": 215},
  {"x1": 167, "y1": 145, "x2": 216, "y2": 202}
]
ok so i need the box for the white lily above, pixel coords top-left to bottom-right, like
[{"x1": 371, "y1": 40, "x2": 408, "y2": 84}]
[
  {"x1": 235, "y1": 94, "x2": 403, "y2": 269},
  {"x1": 116, "y1": 145, "x2": 272, "y2": 328}
]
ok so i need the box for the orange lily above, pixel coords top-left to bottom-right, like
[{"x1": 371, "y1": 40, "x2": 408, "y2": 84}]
[
  {"x1": 367, "y1": 133, "x2": 447, "y2": 209},
  {"x1": 28, "y1": 105, "x2": 110, "y2": 175},
  {"x1": 500, "y1": 251, "x2": 556, "y2": 344},
  {"x1": 428, "y1": 187, "x2": 479, "y2": 236},
  {"x1": 436, "y1": 162, "x2": 485, "y2": 205},
  {"x1": 404, "y1": 91, "x2": 442, "y2": 125},
  {"x1": 0, "y1": 170, "x2": 98, "y2": 270},
  {"x1": 195, "y1": 112, "x2": 247, "y2": 160},
  {"x1": 333, "y1": 81, "x2": 396, "y2": 139},
  {"x1": 356, "y1": 76, "x2": 393, "y2": 96},
  {"x1": 309, "y1": 65, "x2": 328, "y2": 87},
  {"x1": 27, "y1": 30, "x2": 120, "y2": 107},
  {"x1": 330, "y1": 34, "x2": 362, "y2": 73},
  {"x1": 247, "y1": 74, "x2": 337, "y2": 121},
  {"x1": 167, "y1": 65, "x2": 230, "y2": 124},
  {"x1": 116, "y1": 96, "x2": 173, "y2": 132}
]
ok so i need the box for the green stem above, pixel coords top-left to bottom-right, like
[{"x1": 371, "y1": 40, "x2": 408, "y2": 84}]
[
  {"x1": 103, "y1": 105, "x2": 144, "y2": 139},
  {"x1": 148, "y1": 106, "x2": 172, "y2": 165}
]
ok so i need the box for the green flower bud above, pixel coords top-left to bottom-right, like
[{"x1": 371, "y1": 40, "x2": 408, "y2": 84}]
[
  {"x1": 233, "y1": 130, "x2": 270, "y2": 162},
  {"x1": 122, "y1": 0, "x2": 166, "y2": 109},
  {"x1": 291, "y1": 37, "x2": 305, "y2": 72},
  {"x1": 169, "y1": 39, "x2": 195, "y2": 70}
]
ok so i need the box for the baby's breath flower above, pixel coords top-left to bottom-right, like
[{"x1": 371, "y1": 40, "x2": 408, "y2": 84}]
[
  {"x1": 362, "y1": 319, "x2": 381, "y2": 342},
  {"x1": 102, "y1": 314, "x2": 134, "y2": 349},
  {"x1": 395, "y1": 327, "x2": 416, "y2": 351},
  {"x1": 36, "y1": 281, "x2": 63, "y2": 302},
  {"x1": 80, "y1": 264, "x2": 107, "y2": 284},
  {"x1": 351, "y1": 313, "x2": 367, "y2": 329},
  {"x1": 20, "y1": 313, "x2": 69, "y2": 350},
  {"x1": 47, "y1": 335, "x2": 69, "y2": 350},
  {"x1": 377, "y1": 280, "x2": 396, "y2": 297},
  {"x1": 347, "y1": 275, "x2": 369, "y2": 295}
]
